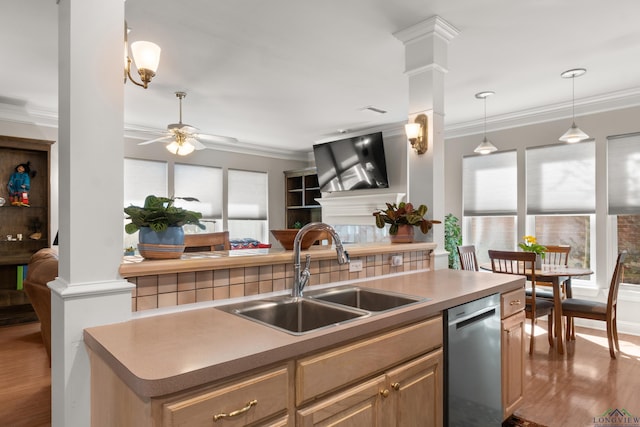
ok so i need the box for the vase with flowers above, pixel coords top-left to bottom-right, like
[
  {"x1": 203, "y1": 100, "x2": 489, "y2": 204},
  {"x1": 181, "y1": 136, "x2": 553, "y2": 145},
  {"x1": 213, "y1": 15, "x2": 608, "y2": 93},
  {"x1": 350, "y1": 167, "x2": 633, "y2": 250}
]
[
  {"x1": 518, "y1": 235, "x2": 547, "y2": 269},
  {"x1": 373, "y1": 202, "x2": 440, "y2": 243}
]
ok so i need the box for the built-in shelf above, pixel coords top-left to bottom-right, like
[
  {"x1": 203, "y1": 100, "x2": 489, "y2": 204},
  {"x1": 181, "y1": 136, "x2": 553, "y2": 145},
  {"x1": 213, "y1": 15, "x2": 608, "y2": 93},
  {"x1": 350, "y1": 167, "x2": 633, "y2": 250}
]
[{"x1": 284, "y1": 167, "x2": 322, "y2": 228}]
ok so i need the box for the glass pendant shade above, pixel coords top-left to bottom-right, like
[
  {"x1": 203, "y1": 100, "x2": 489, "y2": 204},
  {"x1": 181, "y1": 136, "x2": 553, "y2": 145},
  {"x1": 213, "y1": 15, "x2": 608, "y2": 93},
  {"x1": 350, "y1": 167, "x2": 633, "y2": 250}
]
[
  {"x1": 404, "y1": 122, "x2": 421, "y2": 139},
  {"x1": 474, "y1": 137, "x2": 498, "y2": 155},
  {"x1": 559, "y1": 122, "x2": 589, "y2": 143},
  {"x1": 166, "y1": 140, "x2": 195, "y2": 156},
  {"x1": 131, "y1": 41, "x2": 161, "y2": 73}
]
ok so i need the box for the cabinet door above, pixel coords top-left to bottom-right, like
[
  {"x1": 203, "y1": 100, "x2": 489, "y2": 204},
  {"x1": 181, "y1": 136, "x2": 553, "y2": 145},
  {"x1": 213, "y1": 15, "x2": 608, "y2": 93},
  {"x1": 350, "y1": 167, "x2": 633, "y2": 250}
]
[
  {"x1": 502, "y1": 310, "x2": 525, "y2": 419},
  {"x1": 296, "y1": 375, "x2": 386, "y2": 427},
  {"x1": 383, "y1": 349, "x2": 443, "y2": 427}
]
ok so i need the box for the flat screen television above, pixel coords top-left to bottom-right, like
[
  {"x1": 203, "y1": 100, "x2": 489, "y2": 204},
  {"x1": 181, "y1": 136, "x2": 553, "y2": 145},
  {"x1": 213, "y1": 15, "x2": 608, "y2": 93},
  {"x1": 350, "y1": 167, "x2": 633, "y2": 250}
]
[{"x1": 313, "y1": 131, "x2": 389, "y2": 192}]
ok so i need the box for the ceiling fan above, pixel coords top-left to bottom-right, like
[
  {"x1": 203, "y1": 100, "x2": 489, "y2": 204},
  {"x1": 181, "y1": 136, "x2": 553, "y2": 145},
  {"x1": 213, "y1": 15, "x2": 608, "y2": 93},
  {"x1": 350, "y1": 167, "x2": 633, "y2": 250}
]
[{"x1": 137, "y1": 91, "x2": 237, "y2": 156}]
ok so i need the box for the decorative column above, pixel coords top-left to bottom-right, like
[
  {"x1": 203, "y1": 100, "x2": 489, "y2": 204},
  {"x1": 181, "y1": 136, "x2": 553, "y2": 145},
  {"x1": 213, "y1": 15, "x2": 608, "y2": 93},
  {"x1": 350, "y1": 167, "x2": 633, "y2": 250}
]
[
  {"x1": 53, "y1": 0, "x2": 133, "y2": 425},
  {"x1": 394, "y1": 16, "x2": 459, "y2": 269}
]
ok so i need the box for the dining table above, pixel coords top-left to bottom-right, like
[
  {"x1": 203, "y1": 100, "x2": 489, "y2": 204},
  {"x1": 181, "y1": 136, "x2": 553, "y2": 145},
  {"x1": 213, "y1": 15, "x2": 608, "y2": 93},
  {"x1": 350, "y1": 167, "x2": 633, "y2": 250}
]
[{"x1": 480, "y1": 263, "x2": 593, "y2": 354}]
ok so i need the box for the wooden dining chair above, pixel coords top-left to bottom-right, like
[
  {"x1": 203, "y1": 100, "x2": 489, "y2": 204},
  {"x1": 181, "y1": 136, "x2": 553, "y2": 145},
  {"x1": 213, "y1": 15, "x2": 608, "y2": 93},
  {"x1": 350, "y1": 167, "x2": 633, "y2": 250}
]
[
  {"x1": 183, "y1": 231, "x2": 231, "y2": 252},
  {"x1": 562, "y1": 251, "x2": 627, "y2": 359},
  {"x1": 457, "y1": 245, "x2": 479, "y2": 271},
  {"x1": 488, "y1": 250, "x2": 554, "y2": 354}
]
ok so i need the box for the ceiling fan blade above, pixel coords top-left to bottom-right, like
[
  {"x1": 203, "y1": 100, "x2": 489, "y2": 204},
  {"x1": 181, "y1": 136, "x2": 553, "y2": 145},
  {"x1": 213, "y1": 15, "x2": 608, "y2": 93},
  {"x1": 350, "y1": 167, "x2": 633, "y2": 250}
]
[
  {"x1": 138, "y1": 135, "x2": 172, "y2": 145},
  {"x1": 187, "y1": 137, "x2": 208, "y2": 151},
  {"x1": 196, "y1": 133, "x2": 238, "y2": 144}
]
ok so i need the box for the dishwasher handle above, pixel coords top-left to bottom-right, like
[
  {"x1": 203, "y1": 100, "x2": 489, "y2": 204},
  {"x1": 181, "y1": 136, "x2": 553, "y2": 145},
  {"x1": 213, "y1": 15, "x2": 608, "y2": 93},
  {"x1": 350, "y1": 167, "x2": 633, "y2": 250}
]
[{"x1": 450, "y1": 306, "x2": 498, "y2": 330}]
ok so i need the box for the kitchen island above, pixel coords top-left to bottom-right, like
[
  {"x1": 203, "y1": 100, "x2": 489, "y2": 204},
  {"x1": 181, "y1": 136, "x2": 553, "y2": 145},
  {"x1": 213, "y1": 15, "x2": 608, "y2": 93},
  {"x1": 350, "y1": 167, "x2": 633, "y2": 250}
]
[{"x1": 85, "y1": 268, "x2": 525, "y2": 426}]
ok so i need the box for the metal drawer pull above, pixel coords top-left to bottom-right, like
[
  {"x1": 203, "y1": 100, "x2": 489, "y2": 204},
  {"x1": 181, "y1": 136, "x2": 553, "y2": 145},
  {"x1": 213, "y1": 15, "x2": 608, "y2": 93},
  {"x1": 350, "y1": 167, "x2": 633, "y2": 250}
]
[
  {"x1": 509, "y1": 300, "x2": 521, "y2": 305},
  {"x1": 213, "y1": 399, "x2": 258, "y2": 422},
  {"x1": 380, "y1": 389, "x2": 390, "y2": 398},
  {"x1": 391, "y1": 382, "x2": 400, "y2": 390}
]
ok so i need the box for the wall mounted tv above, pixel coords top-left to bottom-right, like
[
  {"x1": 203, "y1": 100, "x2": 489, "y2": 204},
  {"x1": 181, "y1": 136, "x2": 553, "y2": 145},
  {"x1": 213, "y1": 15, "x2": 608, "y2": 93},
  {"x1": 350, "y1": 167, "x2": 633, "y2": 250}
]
[{"x1": 313, "y1": 131, "x2": 389, "y2": 193}]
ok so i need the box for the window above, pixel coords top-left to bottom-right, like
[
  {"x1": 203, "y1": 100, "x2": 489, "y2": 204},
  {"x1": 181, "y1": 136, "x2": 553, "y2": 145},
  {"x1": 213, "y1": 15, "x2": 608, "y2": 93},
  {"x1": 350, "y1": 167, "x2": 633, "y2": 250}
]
[
  {"x1": 608, "y1": 133, "x2": 640, "y2": 284},
  {"x1": 526, "y1": 141, "x2": 595, "y2": 282},
  {"x1": 123, "y1": 158, "x2": 168, "y2": 250},
  {"x1": 174, "y1": 164, "x2": 223, "y2": 233},
  {"x1": 463, "y1": 151, "x2": 517, "y2": 264},
  {"x1": 227, "y1": 169, "x2": 268, "y2": 242},
  {"x1": 124, "y1": 158, "x2": 168, "y2": 207}
]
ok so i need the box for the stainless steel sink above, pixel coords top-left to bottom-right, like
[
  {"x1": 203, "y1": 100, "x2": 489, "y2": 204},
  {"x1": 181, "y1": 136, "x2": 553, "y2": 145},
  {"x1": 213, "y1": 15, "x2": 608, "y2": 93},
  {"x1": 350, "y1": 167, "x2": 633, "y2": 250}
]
[
  {"x1": 307, "y1": 286, "x2": 425, "y2": 312},
  {"x1": 218, "y1": 296, "x2": 369, "y2": 335}
]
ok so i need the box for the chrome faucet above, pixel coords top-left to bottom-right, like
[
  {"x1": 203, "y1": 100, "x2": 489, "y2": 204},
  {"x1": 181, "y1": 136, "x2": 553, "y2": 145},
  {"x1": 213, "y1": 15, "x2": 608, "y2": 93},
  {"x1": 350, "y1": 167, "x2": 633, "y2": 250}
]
[{"x1": 292, "y1": 222, "x2": 349, "y2": 298}]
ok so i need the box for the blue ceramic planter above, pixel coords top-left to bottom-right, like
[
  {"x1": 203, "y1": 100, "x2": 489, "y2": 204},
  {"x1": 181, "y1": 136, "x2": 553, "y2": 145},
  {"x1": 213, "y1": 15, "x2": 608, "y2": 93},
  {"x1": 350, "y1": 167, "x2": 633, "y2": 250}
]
[
  {"x1": 137, "y1": 227, "x2": 185, "y2": 259},
  {"x1": 139, "y1": 226, "x2": 185, "y2": 245}
]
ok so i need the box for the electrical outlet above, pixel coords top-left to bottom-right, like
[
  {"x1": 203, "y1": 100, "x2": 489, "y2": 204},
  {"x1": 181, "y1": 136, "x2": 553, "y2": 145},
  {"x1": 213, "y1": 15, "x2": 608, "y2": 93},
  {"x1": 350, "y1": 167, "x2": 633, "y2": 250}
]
[
  {"x1": 391, "y1": 255, "x2": 403, "y2": 266},
  {"x1": 349, "y1": 259, "x2": 363, "y2": 272}
]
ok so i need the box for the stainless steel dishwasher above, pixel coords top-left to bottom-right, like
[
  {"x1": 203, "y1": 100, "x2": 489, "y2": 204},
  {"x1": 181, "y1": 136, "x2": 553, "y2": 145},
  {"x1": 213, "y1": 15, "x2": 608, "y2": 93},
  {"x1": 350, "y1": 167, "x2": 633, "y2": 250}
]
[{"x1": 445, "y1": 293, "x2": 502, "y2": 426}]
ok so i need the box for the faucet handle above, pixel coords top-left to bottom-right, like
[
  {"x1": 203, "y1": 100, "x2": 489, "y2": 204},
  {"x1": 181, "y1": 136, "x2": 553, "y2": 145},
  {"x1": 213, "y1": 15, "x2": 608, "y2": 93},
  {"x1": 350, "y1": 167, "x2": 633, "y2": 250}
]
[{"x1": 304, "y1": 254, "x2": 311, "y2": 271}]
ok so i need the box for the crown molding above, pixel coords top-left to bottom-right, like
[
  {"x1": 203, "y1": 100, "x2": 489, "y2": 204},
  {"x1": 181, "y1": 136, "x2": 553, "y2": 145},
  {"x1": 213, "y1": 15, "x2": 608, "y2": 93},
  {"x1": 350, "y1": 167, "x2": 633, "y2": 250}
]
[{"x1": 445, "y1": 87, "x2": 640, "y2": 139}]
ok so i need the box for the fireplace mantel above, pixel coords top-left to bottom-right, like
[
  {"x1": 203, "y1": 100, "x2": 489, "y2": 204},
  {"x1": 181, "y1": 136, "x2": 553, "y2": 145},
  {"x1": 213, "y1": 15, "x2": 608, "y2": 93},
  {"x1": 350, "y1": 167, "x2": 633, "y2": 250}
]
[{"x1": 317, "y1": 192, "x2": 406, "y2": 225}]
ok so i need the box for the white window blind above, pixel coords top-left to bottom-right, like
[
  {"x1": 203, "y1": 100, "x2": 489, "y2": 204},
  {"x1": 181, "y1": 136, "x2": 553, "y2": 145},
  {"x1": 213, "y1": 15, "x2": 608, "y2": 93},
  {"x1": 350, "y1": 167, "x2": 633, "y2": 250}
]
[
  {"x1": 463, "y1": 151, "x2": 517, "y2": 216},
  {"x1": 174, "y1": 164, "x2": 223, "y2": 218},
  {"x1": 124, "y1": 158, "x2": 168, "y2": 207},
  {"x1": 608, "y1": 133, "x2": 640, "y2": 215},
  {"x1": 526, "y1": 141, "x2": 595, "y2": 214},
  {"x1": 228, "y1": 169, "x2": 268, "y2": 220}
]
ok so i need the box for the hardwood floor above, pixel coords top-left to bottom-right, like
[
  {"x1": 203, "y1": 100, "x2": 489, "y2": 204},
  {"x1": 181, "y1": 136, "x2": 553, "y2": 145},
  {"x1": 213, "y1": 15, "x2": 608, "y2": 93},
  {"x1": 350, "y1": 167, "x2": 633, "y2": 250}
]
[
  {"x1": 0, "y1": 321, "x2": 638, "y2": 427},
  {"x1": 516, "y1": 323, "x2": 640, "y2": 427},
  {"x1": 0, "y1": 322, "x2": 51, "y2": 427}
]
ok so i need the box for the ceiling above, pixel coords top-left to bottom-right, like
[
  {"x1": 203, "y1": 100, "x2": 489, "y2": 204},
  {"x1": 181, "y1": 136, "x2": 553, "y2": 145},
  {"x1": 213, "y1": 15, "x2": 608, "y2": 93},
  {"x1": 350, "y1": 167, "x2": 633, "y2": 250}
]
[{"x1": 3, "y1": 0, "x2": 640, "y2": 158}]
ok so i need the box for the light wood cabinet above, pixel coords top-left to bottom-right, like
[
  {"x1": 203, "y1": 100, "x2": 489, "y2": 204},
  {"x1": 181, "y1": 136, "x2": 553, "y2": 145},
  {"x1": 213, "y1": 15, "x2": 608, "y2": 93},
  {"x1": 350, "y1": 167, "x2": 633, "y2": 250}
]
[
  {"x1": 90, "y1": 317, "x2": 443, "y2": 427},
  {"x1": 296, "y1": 317, "x2": 443, "y2": 426},
  {"x1": 89, "y1": 353, "x2": 292, "y2": 427},
  {"x1": 284, "y1": 168, "x2": 321, "y2": 229},
  {"x1": 501, "y1": 288, "x2": 526, "y2": 419}
]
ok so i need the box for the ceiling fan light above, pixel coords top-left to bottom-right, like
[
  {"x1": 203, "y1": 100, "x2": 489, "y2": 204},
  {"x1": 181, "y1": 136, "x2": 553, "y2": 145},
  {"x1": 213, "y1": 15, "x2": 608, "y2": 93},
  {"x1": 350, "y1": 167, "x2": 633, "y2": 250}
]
[
  {"x1": 559, "y1": 122, "x2": 589, "y2": 143},
  {"x1": 131, "y1": 41, "x2": 161, "y2": 73},
  {"x1": 166, "y1": 141, "x2": 180, "y2": 155},
  {"x1": 474, "y1": 137, "x2": 498, "y2": 155}
]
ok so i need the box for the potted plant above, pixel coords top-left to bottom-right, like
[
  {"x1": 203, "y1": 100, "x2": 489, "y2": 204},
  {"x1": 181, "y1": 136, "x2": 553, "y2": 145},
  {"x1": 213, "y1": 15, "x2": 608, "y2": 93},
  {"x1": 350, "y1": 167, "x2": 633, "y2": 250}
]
[
  {"x1": 124, "y1": 195, "x2": 205, "y2": 259},
  {"x1": 373, "y1": 202, "x2": 441, "y2": 243},
  {"x1": 518, "y1": 235, "x2": 547, "y2": 269},
  {"x1": 444, "y1": 213, "x2": 462, "y2": 269}
]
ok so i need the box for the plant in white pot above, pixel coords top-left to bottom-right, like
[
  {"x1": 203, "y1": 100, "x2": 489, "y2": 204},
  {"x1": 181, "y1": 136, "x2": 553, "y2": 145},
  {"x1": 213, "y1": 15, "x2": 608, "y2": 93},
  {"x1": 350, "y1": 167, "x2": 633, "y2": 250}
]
[{"x1": 124, "y1": 195, "x2": 205, "y2": 259}]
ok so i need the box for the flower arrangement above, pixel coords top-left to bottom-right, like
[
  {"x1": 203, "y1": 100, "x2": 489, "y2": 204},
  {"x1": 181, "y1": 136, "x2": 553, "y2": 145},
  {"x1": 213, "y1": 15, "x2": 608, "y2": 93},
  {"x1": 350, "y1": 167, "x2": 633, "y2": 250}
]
[
  {"x1": 373, "y1": 202, "x2": 440, "y2": 235},
  {"x1": 518, "y1": 235, "x2": 547, "y2": 258}
]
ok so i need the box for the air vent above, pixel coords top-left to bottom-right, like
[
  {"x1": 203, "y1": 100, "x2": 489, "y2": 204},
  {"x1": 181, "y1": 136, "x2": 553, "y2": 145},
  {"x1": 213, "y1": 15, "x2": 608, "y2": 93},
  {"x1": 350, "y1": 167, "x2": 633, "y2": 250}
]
[{"x1": 360, "y1": 106, "x2": 387, "y2": 115}]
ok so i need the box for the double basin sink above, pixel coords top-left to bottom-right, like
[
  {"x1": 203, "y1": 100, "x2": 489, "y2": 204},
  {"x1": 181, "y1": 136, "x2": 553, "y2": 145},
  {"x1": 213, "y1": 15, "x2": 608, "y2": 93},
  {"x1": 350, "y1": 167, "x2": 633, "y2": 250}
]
[{"x1": 217, "y1": 285, "x2": 427, "y2": 335}]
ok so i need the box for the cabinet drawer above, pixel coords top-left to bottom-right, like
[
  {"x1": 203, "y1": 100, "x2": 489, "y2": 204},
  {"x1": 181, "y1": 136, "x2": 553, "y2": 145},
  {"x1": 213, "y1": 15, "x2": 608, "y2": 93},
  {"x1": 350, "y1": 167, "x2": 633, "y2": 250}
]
[
  {"x1": 296, "y1": 316, "x2": 442, "y2": 405},
  {"x1": 501, "y1": 288, "x2": 526, "y2": 319},
  {"x1": 162, "y1": 365, "x2": 290, "y2": 427}
]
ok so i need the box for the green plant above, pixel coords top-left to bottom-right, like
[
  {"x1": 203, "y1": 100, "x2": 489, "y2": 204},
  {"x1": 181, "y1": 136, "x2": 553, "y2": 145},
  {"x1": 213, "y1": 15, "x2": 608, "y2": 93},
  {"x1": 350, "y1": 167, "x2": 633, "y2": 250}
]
[
  {"x1": 518, "y1": 235, "x2": 547, "y2": 258},
  {"x1": 373, "y1": 202, "x2": 441, "y2": 235},
  {"x1": 124, "y1": 195, "x2": 205, "y2": 234},
  {"x1": 444, "y1": 213, "x2": 462, "y2": 269}
]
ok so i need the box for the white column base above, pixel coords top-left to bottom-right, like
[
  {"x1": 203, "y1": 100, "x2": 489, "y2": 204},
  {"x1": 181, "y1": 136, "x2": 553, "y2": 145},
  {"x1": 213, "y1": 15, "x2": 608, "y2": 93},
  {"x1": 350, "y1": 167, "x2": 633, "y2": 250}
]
[{"x1": 49, "y1": 278, "x2": 133, "y2": 427}]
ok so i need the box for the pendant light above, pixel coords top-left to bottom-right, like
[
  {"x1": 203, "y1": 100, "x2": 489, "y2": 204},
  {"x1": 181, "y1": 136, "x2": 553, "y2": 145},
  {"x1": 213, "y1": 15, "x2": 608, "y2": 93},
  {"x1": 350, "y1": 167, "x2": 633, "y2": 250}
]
[
  {"x1": 559, "y1": 68, "x2": 589, "y2": 143},
  {"x1": 474, "y1": 91, "x2": 498, "y2": 155}
]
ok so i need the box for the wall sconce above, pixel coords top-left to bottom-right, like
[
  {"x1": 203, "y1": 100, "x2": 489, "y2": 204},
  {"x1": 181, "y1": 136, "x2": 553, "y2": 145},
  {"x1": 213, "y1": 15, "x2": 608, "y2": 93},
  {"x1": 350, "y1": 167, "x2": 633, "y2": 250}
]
[
  {"x1": 404, "y1": 114, "x2": 428, "y2": 154},
  {"x1": 124, "y1": 22, "x2": 161, "y2": 89}
]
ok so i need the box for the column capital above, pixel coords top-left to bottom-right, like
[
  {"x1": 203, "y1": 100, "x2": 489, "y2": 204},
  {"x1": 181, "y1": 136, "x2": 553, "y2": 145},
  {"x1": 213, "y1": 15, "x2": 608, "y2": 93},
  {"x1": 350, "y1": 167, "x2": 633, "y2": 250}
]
[{"x1": 393, "y1": 15, "x2": 459, "y2": 45}]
